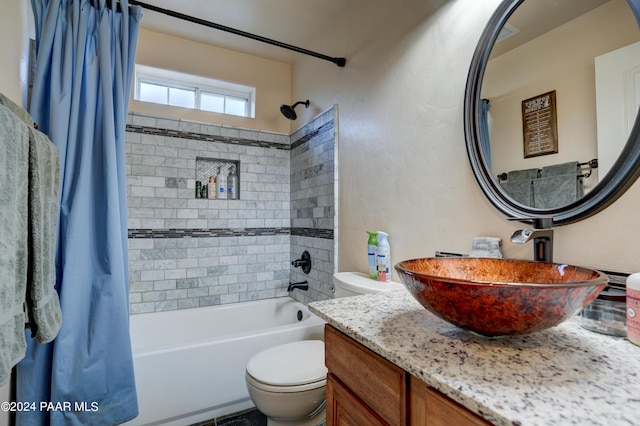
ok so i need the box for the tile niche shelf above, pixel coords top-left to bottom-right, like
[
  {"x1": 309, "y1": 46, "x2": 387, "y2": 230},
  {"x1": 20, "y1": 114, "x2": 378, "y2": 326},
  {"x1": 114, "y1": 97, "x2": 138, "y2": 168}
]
[{"x1": 195, "y1": 157, "x2": 240, "y2": 199}]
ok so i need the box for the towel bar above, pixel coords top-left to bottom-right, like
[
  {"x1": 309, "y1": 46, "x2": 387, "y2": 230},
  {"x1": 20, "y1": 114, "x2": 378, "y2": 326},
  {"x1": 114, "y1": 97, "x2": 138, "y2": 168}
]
[{"x1": 498, "y1": 158, "x2": 598, "y2": 181}]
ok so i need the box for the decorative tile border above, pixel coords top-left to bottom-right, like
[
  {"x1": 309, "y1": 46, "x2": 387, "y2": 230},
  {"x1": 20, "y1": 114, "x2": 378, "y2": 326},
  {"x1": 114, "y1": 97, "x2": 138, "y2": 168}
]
[
  {"x1": 126, "y1": 120, "x2": 334, "y2": 152},
  {"x1": 128, "y1": 227, "x2": 290, "y2": 239},
  {"x1": 291, "y1": 228, "x2": 334, "y2": 239},
  {"x1": 128, "y1": 227, "x2": 333, "y2": 239},
  {"x1": 290, "y1": 122, "x2": 334, "y2": 150},
  {"x1": 126, "y1": 124, "x2": 291, "y2": 150}
]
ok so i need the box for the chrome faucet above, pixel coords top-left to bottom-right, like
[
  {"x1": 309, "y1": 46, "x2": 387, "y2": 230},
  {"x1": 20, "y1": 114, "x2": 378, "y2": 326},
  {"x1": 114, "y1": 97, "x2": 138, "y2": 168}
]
[
  {"x1": 510, "y1": 218, "x2": 554, "y2": 262},
  {"x1": 287, "y1": 281, "x2": 309, "y2": 292}
]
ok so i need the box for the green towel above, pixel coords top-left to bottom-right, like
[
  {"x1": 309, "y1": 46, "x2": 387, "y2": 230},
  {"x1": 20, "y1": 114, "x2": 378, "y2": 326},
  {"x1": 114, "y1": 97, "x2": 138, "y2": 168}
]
[
  {"x1": 533, "y1": 174, "x2": 581, "y2": 209},
  {"x1": 507, "y1": 168, "x2": 539, "y2": 181},
  {"x1": 500, "y1": 179, "x2": 534, "y2": 206},
  {"x1": 0, "y1": 99, "x2": 61, "y2": 387},
  {"x1": 0, "y1": 105, "x2": 30, "y2": 387},
  {"x1": 540, "y1": 161, "x2": 580, "y2": 177},
  {"x1": 27, "y1": 126, "x2": 62, "y2": 344},
  {"x1": 0, "y1": 92, "x2": 36, "y2": 129}
]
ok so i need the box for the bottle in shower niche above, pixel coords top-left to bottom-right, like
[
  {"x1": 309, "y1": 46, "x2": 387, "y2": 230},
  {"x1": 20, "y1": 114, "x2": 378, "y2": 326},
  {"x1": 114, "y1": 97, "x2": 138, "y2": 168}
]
[
  {"x1": 228, "y1": 169, "x2": 238, "y2": 200},
  {"x1": 376, "y1": 231, "x2": 391, "y2": 283},
  {"x1": 367, "y1": 231, "x2": 378, "y2": 279},
  {"x1": 208, "y1": 176, "x2": 216, "y2": 199},
  {"x1": 217, "y1": 169, "x2": 227, "y2": 200},
  {"x1": 627, "y1": 272, "x2": 640, "y2": 347}
]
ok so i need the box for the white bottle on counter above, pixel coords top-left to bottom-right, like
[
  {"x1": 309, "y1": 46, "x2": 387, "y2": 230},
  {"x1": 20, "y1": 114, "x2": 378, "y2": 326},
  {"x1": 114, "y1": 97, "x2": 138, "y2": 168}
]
[
  {"x1": 627, "y1": 272, "x2": 640, "y2": 347},
  {"x1": 376, "y1": 231, "x2": 391, "y2": 283}
]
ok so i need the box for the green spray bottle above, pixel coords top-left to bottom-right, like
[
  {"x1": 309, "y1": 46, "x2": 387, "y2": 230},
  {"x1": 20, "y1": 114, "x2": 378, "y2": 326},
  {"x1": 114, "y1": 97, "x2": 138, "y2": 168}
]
[{"x1": 366, "y1": 231, "x2": 378, "y2": 279}]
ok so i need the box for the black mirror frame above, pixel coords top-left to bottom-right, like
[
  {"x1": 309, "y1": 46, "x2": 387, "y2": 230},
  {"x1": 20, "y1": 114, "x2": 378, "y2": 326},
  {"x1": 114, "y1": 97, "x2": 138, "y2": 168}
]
[{"x1": 464, "y1": 0, "x2": 640, "y2": 226}]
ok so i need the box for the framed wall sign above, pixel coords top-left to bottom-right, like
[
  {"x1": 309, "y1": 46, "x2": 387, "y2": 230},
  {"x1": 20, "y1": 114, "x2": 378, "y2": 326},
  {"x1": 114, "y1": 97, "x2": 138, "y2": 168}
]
[{"x1": 522, "y1": 90, "x2": 558, "y2": 158}]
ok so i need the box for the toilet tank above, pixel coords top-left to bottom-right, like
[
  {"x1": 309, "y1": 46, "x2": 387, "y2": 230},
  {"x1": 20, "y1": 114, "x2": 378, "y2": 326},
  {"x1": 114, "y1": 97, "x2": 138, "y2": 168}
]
[{"x1": 333, "y1": 272, "x2": 404, "y2": 298}]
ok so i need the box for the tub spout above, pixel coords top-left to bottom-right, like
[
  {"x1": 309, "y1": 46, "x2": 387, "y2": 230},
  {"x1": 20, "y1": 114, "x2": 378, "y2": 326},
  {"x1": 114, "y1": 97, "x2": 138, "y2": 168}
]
[
  {"x1": 510, "y1": 218, "x2": 554, "y2": 262},
  {"x1": 288, "y1": 281, "x2": 309, "y2": 292}
]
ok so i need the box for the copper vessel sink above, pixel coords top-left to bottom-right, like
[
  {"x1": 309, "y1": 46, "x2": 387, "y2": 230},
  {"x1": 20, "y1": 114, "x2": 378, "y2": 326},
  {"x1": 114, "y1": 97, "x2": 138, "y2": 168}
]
[{"x1": 395, "y1": 257, "x2": 607, "y2": 336}]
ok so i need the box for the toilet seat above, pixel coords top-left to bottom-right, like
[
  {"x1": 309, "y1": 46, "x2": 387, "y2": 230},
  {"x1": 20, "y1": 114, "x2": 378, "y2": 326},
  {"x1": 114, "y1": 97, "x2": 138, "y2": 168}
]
[{"x1": 246, "y1": 340, "x2": 327, "y2": 393}]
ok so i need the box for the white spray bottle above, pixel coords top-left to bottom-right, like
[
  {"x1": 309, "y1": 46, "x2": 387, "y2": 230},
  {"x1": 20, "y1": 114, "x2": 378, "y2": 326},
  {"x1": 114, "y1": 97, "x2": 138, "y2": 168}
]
[{"x1": 376, "y1": 231, "x2": 391, "y2": 283}]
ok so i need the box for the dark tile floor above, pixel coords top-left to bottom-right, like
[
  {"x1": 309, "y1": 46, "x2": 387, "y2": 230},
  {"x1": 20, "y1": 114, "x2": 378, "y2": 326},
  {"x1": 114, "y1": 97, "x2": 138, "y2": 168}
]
[{"x1": 190, "y1": 408, "x2": 267, "y2": 426}]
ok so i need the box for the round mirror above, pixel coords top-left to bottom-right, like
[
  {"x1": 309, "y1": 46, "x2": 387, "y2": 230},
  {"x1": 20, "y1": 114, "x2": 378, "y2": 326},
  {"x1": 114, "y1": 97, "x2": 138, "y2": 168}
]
[{"x1": 465, "y1": 0, "x2": 640, "y2": 225}]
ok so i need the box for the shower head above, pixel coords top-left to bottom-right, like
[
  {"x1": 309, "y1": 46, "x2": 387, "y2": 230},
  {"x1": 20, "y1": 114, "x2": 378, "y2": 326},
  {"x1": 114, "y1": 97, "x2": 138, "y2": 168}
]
[{"x1": 279, "y1": 100, "x2": 309, "y2": 120}]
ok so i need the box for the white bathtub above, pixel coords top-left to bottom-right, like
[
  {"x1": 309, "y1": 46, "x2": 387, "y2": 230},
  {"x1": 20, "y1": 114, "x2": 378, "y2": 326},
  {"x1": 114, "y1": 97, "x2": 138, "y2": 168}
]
[{"x1": 124, "y1": 297, "x2": 326, "y2": 426}]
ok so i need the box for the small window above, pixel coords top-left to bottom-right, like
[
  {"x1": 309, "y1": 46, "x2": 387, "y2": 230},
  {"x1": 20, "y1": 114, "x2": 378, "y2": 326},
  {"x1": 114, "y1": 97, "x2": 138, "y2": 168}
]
[{"x1": 134, "y1": 65, "x2": 255, "y2": 118}]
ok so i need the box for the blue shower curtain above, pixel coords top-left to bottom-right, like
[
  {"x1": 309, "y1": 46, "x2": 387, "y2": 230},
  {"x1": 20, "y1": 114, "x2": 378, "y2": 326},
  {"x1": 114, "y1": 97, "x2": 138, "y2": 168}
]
[
  {"x1": 629, "y1": 0, "x2": 640, "y2": 26},
  {"x1": 16, "y1": 0, "x2": 141, "y2": 424},
  {"x1": 480, "y1": 99, "x2": 491, "y2": 172}
]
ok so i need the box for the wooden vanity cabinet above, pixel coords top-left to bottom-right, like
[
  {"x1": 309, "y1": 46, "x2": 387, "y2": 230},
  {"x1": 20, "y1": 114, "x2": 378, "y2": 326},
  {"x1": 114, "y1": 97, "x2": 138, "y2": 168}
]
[
  {"x1": 409, "y1": 375, "x2": 490, "y2": 426},
  {"x1": 325, "y1": 324, "x2": 407, "y2": 425},
  {"x1": 324, "y1": 325, "x2": 491, "y2": 426},
  {"x1": 327, "y1": 373, "x2": 388, "y2": 425}
]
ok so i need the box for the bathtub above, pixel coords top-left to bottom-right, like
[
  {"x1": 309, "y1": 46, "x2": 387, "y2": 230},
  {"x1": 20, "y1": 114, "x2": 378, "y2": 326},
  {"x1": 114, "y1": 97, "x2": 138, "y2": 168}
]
[{"x1": 124, "y1": 297, "x2": 326, "y2": 426}]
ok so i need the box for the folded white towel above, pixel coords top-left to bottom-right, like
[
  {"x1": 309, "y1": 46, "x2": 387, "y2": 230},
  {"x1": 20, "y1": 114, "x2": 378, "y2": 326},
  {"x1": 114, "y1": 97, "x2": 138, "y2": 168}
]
[{"x1": 469, "y1": 237, "x2": 503, "y2": 259}]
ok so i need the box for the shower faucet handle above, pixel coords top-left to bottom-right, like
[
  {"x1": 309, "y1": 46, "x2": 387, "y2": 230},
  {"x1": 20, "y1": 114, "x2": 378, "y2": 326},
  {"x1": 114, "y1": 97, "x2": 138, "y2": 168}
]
[{"x1": 291, "y1": 251, "x2": 312, "y2": 274}]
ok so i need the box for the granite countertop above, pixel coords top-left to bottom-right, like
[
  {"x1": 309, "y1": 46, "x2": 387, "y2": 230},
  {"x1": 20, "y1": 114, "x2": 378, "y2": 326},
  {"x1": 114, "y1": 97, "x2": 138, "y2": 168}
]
[{"x1": 309, "y1": 288, "x2": 640, "y2": 426}]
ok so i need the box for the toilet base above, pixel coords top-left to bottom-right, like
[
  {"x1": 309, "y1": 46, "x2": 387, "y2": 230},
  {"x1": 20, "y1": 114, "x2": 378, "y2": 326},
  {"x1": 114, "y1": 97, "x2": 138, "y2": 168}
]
[
  {"x1": 266, "y1": 405, "x2": 325, "y2": 426},
  {"x1": 246, "y1": 372, "x2": 326, "y2": 426}
]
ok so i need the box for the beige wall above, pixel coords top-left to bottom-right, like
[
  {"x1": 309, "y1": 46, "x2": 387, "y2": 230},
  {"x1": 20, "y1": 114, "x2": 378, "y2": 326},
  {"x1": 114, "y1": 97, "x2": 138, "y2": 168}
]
[
  {"x1": 484, "y1": 0, "x2": 639, "y2": 190},
  {"x1": 131, "y1": 28, "x2": 292, "y2": 133},
  {"x1": 0, "y1": 0, "x2": 30, "y2": 105},
  {"x1": 292, "y1": 0, "x2": 640, "y2": 275}
]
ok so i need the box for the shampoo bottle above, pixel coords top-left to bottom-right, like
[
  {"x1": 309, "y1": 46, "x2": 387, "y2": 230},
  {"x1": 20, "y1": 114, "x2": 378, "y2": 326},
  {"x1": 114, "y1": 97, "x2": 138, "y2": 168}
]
[
  {"x1": 627, "y1": 272, "x2": 640, "y2": 347},
  {"x1": 217, "y1": 169, "x2": 227, "y2": 200},
  {"x1": 367, "y1": 231, "x2": 378, "y2": 279},
  {"x1": 376, "y1": 231, "x2": 391, "y2": 283},
  {"x1": 228, "y1": 169, "x2": 238, "y2": 200},
  {"x1": 208, "y1": 176, "x2": 216, "y2": 199}
]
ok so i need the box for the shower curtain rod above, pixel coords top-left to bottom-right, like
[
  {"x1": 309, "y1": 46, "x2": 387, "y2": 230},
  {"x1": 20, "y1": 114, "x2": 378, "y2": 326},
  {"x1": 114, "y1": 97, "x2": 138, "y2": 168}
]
[{"x1": 128, "y1": 0, "x2": 347, "y2": 67}]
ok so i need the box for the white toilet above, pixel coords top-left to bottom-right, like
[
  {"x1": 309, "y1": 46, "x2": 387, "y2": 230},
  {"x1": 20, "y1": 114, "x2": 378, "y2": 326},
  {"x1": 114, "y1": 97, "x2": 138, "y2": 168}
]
[
  {"x1": 332, "y1": 271, "x2": 404, "y2": 298},
  {"x1": 245, "y1": 272, "x2": 404, "y2": 425}
]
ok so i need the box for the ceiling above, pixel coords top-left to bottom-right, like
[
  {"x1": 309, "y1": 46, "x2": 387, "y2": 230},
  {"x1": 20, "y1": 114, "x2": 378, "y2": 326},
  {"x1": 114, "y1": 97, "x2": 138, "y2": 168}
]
[
  {"x1": 133, "y1": 0, "x2": 352, "y2": 64},
  {"x1": 134, "y1": 0, "x2": 615, "y2": 65},
  {"x1": 490, "y1": 0, "x2": 611, "y2": 57}
]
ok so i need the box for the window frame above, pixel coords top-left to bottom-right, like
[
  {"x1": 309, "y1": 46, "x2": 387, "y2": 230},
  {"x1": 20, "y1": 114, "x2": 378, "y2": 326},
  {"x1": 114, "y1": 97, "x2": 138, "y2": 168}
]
[{"x1": 134, "y1": 64, "x2": 256, "y2": 118}]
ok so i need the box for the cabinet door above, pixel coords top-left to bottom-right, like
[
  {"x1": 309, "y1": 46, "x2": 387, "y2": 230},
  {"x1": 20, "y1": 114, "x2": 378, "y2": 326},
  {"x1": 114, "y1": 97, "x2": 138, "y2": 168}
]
[
  {"x1": 327, "y1": 373, "x2": 388, "y2": 426},
  {"x1": 325, "y1": 325, "x2": 406, "y2": 425},
  {"x1": 409, "y1": 375, "x2": 490, "y2": 426}
]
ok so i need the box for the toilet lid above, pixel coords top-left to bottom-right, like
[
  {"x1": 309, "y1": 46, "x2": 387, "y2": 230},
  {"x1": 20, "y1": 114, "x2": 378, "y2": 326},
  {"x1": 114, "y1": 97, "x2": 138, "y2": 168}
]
[{"x1": 246, "y1": 340, "x2": 327, "y2": 386}]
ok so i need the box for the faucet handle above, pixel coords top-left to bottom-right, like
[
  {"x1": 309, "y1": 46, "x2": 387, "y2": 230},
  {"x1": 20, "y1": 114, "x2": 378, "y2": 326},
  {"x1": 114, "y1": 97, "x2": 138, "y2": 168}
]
[
  {"x1": 510, "y1": 229, "x2": 534, "y2": 243},
  {"x1": 291, "y1": 251, "x2": 312, "y2": 274}
]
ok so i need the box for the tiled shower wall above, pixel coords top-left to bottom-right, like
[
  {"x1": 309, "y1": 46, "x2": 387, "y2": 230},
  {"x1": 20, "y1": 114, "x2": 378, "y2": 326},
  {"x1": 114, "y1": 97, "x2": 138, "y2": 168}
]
[
  {"x1": 289, "y1": 109, "x2": 336, "y2": 304},
  {"x1": 126, "y1": 108, "x2": 336, "y2": 313}
]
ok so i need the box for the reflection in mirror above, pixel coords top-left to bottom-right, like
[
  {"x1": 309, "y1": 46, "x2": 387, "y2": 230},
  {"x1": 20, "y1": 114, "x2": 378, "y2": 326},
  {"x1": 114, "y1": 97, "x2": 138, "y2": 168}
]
[
  {"x1": 465, "y1": 0, "x2": 640, "y2": 225},
  {"x1": 480, "y1": 0, "x2": 640, "y2": 210}
]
